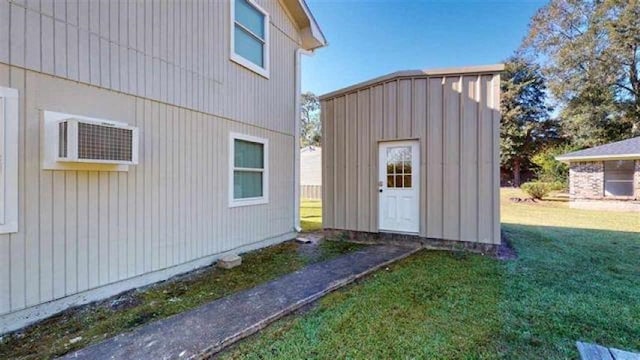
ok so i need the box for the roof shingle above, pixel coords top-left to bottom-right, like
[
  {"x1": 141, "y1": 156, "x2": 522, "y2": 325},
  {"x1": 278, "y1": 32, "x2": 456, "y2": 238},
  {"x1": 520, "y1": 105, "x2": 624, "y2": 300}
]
[{"x1": 556, "y1": 136, "x2": 640, "y2": 161}]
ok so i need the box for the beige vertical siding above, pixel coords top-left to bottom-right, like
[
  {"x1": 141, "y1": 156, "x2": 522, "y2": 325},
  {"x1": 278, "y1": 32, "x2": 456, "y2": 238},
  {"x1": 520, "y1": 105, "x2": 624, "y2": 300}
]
[
  {"x1": 0, "y1": 0, "x2": 299, "y2": 135},
  {"x1": 0, "y1": 0, "x2": 304, "y2": 324},
  {"x1": 0, "y1": 66, "x2": 296, "y2": 318},
  {"x1": 321, "y1": 99, "x2": 334, "y2": 226},
  {"x1": 321, "y1": 70, "x2": 501, "y2": 244}
]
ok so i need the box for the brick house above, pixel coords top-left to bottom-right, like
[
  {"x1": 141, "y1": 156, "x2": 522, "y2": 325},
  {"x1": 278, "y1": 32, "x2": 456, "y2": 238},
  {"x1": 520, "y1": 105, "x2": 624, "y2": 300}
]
[{"x1": 556, "y1": 137, "x2": 640, "y2": 211}]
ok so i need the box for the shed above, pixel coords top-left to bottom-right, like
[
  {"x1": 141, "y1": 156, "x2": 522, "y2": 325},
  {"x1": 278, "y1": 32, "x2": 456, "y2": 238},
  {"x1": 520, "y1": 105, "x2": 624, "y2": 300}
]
[
  {"x1": 320, "y1": 65, "x2": 504, "y2": 246},
  {"x1": 556, "y1": 137, "x2": 640, "y2": 211}
]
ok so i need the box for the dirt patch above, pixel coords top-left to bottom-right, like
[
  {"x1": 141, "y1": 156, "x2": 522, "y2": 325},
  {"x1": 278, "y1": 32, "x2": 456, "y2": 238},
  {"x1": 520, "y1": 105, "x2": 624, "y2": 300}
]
[
  {"x1": 509, "y1": 197, "x2": 538, "y2": 204},
  {"x1": 295, "y1": 231, "x2": 326, "y2": 261},
  {"x1": 105, "y1": 290, "x2": 143, "y2": 311}
]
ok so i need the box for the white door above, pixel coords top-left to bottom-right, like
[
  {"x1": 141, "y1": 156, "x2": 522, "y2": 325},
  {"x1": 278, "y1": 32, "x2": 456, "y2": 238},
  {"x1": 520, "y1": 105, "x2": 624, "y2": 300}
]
[{"x1": 378, "y1": 141, "x2": 420, "y2": 233}]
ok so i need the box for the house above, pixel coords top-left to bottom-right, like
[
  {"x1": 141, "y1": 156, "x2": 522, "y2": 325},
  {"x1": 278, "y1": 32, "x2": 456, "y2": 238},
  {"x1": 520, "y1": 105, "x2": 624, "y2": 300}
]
[
  {"x1": 301, "y1": 146, "x2": 321, "y2": 199},
  {"x1": 556, "y1": 137, "x2": 640, "y2": 211},
  {"x1": 320, "y1": 65, "x2": 503, "y2": 247},
  {"x1": 0, "y1": 0, "x2": 325, "y2": 334}
]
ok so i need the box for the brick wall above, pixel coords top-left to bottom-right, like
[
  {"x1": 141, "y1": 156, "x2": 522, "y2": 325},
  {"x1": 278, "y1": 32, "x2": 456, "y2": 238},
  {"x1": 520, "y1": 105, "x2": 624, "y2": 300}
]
[
  {"x1": 570, "y1": 160, "x2": 640, "y2": 200},
  {"x1": 569, "y1": 161, "x2": 604, "y2": 199}
]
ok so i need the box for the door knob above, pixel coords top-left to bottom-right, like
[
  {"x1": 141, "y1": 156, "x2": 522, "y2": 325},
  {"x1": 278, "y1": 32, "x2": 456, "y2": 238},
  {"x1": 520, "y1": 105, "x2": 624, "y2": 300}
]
[{"x1": 379, "y1": 189, "x2": 383, "y2": 193}]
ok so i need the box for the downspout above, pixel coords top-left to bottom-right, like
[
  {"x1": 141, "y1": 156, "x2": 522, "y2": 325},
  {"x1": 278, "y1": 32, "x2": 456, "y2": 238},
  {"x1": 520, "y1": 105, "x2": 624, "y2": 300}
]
[{"x1": 294, "y1": 48, "x2": 312, "y2": 232}]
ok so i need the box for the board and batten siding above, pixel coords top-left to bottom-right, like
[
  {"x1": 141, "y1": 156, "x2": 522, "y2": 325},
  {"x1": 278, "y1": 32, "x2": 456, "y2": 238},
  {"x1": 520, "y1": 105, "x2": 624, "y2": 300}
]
[
  {"x1": 0, "y1": 0, "x2": 300, "y2": 135},
  {"x1": 0, "y1": 65, "x2": 296, "y2": 326},
  {"x1": 0, "y1": 0, "x2": 305, "y2": 332},
  {"x1": 321, "y1": 70, "x2": 501, "y2": 244}
]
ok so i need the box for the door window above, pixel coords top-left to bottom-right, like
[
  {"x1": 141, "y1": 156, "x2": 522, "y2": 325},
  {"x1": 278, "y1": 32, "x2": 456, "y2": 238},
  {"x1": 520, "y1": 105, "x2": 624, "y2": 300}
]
[{"x1": 386, "y1": 146, "x2": 412, "y2": 188}]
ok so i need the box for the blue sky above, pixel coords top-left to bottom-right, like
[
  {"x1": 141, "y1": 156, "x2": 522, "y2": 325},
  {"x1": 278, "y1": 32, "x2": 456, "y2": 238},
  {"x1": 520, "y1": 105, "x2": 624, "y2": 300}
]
[{"x1": 301, "y1": 0, "x2": 546, "y2": 95}]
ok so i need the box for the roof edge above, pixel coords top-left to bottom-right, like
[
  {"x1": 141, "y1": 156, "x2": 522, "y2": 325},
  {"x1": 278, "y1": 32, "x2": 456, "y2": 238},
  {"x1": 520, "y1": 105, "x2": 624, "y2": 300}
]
[
  {"x1": 319, "y1": 64, "x2": 505, "y2": 100},
  {"x1": 281, "y1": 0, "x2": 327, "y2": 51},
  {"x1": 555, "y1": 153, "x2": 640, "y2": 163}
]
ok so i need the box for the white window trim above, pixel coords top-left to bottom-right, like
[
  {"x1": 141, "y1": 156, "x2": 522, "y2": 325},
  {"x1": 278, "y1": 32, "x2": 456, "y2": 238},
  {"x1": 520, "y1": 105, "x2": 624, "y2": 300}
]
[
  {"x1": 0, "y1": 87, "x2": 19, "y2": 234},
  {"x1": 229, "y1": 132, "x2": 269, "y2": 207},
  {"x1": 230, "y1": 0, "x2": 270, "y2": 79}
]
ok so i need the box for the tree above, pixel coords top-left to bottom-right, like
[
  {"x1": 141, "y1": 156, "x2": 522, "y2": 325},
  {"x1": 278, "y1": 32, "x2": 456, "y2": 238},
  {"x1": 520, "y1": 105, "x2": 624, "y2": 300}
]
[
  {"x1": 531, "y1": 143, "x2": 577, "y2": 187},
  {"x1": 300, "y1": 92, "x2": 321, "y2": 147},
  {"x1": 523, "y1": 0, "x2": 640, "y2": 144},
  {"x1": 500, "y1": 57, "x2": 556, "y2": 186}
]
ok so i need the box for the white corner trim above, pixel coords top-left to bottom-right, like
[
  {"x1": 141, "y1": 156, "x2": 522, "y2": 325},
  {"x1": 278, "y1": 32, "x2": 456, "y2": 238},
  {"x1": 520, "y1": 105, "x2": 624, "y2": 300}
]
[
  {"x1": 0, "y1": 86, "x2": 19, "y2": 234},
  {"x1": 229, "y1": 0, "x2": 270, "y2": 79},
  {"x1": 229, "y1": 132, "x2": 269, "y2": 208}
]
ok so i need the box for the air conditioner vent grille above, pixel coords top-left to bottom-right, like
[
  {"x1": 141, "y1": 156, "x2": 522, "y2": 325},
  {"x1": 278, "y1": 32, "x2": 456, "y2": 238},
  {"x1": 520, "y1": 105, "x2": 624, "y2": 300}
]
[
  {"x1": 78, "y1": 122, "x2": 133, "y2": 162},
  {"x1": 59, "y1": 121, "x2": 68, "y2": 158}
]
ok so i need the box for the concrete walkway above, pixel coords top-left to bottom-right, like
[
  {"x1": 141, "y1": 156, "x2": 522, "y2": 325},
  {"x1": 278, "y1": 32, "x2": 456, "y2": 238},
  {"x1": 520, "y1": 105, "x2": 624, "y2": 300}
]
[
  {"x1": 577, "y1": 341, "x2": 640, "y2": 360},
  {"x1": 61, "y1": 244, "x2": 419, "y2": 360}
]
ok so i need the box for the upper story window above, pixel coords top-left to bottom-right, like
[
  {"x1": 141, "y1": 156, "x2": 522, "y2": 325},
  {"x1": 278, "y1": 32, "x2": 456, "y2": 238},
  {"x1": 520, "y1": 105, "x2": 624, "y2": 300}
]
[{"x1": 231, "y1": 0, "x2": 270, "y2": 78}]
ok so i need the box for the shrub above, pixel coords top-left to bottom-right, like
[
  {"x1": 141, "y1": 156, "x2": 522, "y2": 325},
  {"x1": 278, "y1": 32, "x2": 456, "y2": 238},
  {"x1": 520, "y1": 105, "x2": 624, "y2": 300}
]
[
  {"x1": 521, "y1": 182, "x2": 552, "y2": 200},
  {"x1": 548, "y1": 181, "x2": 567, "y2": 192}
]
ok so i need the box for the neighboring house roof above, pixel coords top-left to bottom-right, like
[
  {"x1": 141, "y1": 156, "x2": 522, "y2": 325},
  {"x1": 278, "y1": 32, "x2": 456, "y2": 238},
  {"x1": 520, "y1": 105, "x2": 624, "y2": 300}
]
[
  {"x1": 319, "y1": 64, "x2": 505, "y2": 100},
  {"x1": 556, "y1": 136, "x2": 640, "y2": 162},
  {"x1": 301, "y1": 146, "x2": 322, "y2": 185},
  {"x1": 281, "y1": 0, "x2": 327, "y2": 51}
]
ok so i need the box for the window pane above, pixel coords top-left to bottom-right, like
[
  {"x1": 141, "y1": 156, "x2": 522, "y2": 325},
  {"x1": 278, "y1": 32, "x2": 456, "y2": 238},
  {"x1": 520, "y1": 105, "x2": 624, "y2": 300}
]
[
  {"x1": 386, "y1": 163, "x2": 394, "y2": 175},
  {"x1": 234, "y1": 170, "x2": 263, "y2": 198},
  {"x1": 605, "y1": 181, "x2": 633, "y2": 197},
  {"x1": 387, "y1": 175, "x2": 394, "y2": 188},
  {"x1": 234, "y1": 26, "x2": 264, "y2": 67},
  {"x1": 604, "y1": 160, "x2": 634, "y2": 181},
  {"x1": 235, "y1": 0, "x2": 264, "y2": 38},
  {"x1": 604, "y1": 160, "x2": 634, "y2": 196},
  {"x1": 387, "y1": 147, "x2": 410, "y2": 165},
  {"x1": 604, "y1": 160, "x2": 635, "y2": 171},
  {"x1": 234, "y1": 139, "x2": 264, "y2": 169},
  {"x1": 395, "y1": 175, "x2": 403, "y2": 188},
  {"x1": 403, "y1": 161, "x2": 411, "y2": 174},
  {"x1": 404, "y1": 175, "x2": 412, "y2": 188}
]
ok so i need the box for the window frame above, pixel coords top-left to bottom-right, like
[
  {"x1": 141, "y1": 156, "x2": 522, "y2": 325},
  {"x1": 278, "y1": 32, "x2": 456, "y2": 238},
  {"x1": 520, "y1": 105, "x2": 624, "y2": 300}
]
[
  {"x1": 229, "y1": 132, "x2": 269, "y2": 207},
  {"x1": 0, "y1": 86, "x2": 19, "y2": 234},
  {"x1": 604, "y1": 160, "x2": 635, "y2": 197},
  {"x1": 230, "y1": 0, "x2": 270, "y2": 79}
]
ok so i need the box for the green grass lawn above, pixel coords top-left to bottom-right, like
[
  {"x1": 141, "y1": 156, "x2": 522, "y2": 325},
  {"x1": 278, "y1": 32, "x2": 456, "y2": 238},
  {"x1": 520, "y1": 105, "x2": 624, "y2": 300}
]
[
  {"x1": 301, "y1": 199, "x2": 322, "y2": 232},
  {"x1": 222, "y1": 191, "x2": 640, "y2": 359},
  {"x1": 0, "y1": 239, "x2": 363, "y2": 359}
]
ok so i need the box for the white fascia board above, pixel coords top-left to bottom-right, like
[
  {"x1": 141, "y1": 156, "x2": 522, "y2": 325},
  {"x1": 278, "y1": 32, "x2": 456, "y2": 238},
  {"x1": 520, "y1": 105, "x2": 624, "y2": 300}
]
[{"x1": 556, "y1": 154, "x2": 640, "y2": 163}]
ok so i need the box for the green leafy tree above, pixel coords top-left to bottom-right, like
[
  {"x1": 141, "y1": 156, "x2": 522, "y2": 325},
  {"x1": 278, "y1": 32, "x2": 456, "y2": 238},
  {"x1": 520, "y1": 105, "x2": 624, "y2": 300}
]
[
  {"x1": 500, "y1": 57, "x2": 556, "y2": 186},
  {"x1": 523, "y1": 0, "x2": 640, "y2": 145},
  {"x1": 301, "y1": 92, "x2": 321, "y2": 147},
  {"x1": 531, "y1": 144, "x2": 577, "y2": 187}
]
